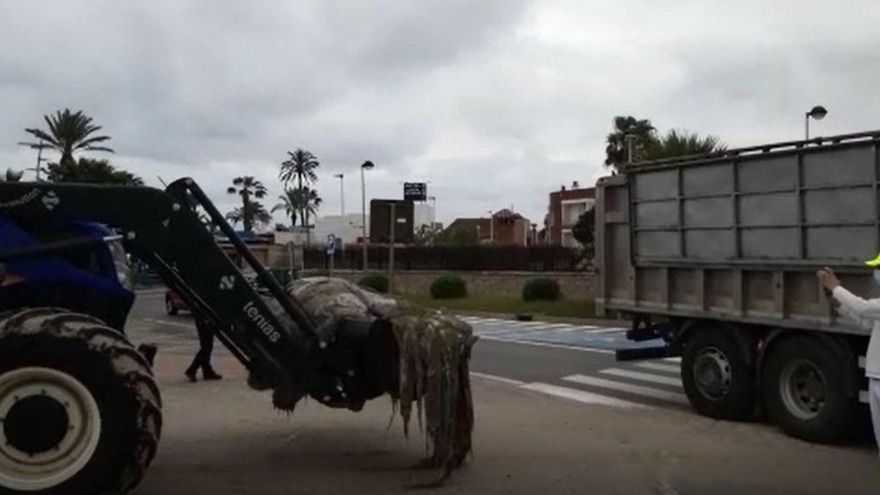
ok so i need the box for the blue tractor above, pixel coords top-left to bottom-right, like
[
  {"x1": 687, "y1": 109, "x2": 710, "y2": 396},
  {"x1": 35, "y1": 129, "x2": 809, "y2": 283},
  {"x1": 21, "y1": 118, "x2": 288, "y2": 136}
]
[{"x1": 0, "y1": 179, "x2": 402, "y2": 495}]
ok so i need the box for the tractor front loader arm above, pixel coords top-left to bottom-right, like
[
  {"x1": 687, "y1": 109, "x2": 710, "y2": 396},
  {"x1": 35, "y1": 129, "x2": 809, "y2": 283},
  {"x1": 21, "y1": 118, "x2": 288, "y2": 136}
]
[{"x1": 0, "y1": 179, "x2": 389, "y2": 409}]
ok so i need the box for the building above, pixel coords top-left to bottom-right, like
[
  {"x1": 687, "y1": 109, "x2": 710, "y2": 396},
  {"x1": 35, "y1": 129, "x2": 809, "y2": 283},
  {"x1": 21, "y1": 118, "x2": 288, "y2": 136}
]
[
  {"x1": 413, "y1": 202, "x2": 435, "y2": 229},
  {"x1": 275, "y1": 213, "x2": 366, "y2": 246},
  {"x1": 546, "y1": 181, "x2": 595, "y2": 247},
  {"x1": 442, "y1": 209, "x2": 532, "y2": 247}
]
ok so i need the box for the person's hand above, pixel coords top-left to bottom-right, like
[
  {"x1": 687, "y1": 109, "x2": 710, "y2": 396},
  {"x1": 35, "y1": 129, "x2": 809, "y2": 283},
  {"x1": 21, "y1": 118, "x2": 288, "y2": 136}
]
[{"x1": 817, "y1": 267, "x2": 841, "y2": 291}]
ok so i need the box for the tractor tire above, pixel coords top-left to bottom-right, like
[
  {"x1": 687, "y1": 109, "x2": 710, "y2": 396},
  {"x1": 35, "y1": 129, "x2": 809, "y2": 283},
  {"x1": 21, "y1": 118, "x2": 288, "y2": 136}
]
[
  {"x1": 681, "y1": 325, "x2": 756, "y2": 421},
  {"x1": 0, "y1": 308, "x2": 162, "y2": 495},
  {"x1": 761, "y1": 335, "x2": 860, "y2": 443}
]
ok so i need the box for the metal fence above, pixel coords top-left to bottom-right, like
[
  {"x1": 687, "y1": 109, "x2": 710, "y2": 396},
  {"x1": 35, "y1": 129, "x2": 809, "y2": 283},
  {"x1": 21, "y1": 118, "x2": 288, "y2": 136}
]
[{"x1": 304, "y1": 245, "x2": 583, "y2": 272}]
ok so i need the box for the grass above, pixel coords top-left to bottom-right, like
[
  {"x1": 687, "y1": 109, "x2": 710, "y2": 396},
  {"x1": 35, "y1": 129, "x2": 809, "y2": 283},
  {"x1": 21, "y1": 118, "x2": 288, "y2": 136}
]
[{"x1": 405, "y1": 295, "x2": 597, "y2": 319}]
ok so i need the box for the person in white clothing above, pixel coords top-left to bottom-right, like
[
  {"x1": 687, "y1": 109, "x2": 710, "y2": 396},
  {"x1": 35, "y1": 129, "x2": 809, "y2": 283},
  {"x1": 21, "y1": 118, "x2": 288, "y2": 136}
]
[{"x1": 818, "y1": 262, "x2": 880, "y2": 457}]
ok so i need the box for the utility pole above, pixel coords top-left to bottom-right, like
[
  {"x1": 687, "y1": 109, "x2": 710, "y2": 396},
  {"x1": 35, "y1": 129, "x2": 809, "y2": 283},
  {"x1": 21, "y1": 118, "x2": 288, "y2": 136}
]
[
  {"x1": 334, "y1": 173, "x2": 344, "y2": 215},
  {"x1": 360, "y1": 161, "x2": 374, "y2": 270},
  {"x1": 388, "y1": 202, "x2": 396, "y2": 294},
  {"x1": 18, "y1": 139, "x2": 50, "y2": 181},
  {"x1": 487, "y1": 210, "x2": 494, "y2": 244}
]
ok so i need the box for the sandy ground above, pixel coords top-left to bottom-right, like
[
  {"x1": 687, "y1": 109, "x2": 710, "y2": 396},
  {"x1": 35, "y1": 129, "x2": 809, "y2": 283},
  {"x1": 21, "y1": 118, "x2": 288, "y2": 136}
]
[{"x1": 131, "y1": 352, "x2": 878, "y2": 495}]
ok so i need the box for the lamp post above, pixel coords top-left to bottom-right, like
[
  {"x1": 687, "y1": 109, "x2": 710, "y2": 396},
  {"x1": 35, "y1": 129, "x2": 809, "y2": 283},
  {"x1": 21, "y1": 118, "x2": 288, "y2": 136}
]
[
  {"x1": 334, "y1": 173, "x2": 344, "y2": 215},
  {"x1": 487, "y1": 210, "x2": 494, "y2": 244},
  {"x1": 805, "y1": 105, "x2": 828, "y2": 140},
  {"x1": 360, "y1": 161, "x2": 374, "y2": 271}
]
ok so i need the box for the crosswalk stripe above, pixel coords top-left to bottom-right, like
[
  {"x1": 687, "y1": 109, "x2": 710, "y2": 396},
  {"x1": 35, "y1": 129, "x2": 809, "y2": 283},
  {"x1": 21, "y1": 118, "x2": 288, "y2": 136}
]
[
  {"x1": 143, "y1": 317, "x2": 194, "y2": 329},
  {"x1": 664, "y1": 357, "x2": 682, "y2": 363},
  {"x1": 580, "y1": 327, "x2": 626, "y2": 334},
  {"x1": 634, "y1": 362, "x2": 681, "y2": 374},
  {"x1": 513, "y1": 321, "x2": 563, "y2": 327},
  {"x1": 468, "y1": 319, "x2": 512, "y2": 326},
  {"x1": 600, "y1": 368, "x2": 682, "y2": 387},
  {"x1": 521, "y1": 382, "x2": 650, "y2": 409},
  {"x1": 460, "y1": 316, "x2": 510, "y2": 323},
  {"x1": 475, "y1": 336, "x2": 615, "y2": 354},
  {"x1": 563, "y1": 374, "x2": 689, "y2": 405},
  {"x1": 521, "y1": 323, "x2": 577, "y2": 331},
  {"x1": 470, "y1": 372, "x2": 526, "y2": 387}
]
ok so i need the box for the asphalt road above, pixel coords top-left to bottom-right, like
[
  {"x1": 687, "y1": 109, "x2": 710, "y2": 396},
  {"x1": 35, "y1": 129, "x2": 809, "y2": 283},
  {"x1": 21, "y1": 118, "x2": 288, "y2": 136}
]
[{"x1": 126, "y1": 290, "x2": 879, "y2": 494}]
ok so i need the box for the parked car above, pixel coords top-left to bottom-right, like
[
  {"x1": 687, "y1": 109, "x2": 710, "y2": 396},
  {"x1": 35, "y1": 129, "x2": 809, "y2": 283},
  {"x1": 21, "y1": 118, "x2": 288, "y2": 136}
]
[{"x1": 165, "y1": 288, "x2": 187, "y2": 315}]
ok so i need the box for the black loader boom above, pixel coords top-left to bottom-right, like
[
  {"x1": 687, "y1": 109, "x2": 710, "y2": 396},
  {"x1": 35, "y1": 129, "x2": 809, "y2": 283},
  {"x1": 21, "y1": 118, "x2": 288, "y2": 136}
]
[{"x1": 0, "y1": 178, "x2": 396, "y2": 411}]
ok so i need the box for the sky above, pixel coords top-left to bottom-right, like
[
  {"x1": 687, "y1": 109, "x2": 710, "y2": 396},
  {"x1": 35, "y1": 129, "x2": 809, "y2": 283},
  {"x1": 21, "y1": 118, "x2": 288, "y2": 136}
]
[{"x1": 2, "y1": 0, "x2": 879, "y2": 228}]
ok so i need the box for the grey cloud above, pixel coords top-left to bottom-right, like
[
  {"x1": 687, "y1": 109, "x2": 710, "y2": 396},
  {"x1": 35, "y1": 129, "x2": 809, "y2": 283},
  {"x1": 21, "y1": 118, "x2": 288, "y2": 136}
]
[{"x1": 2, "y1": 1, "x2": 880, "y2": 226}]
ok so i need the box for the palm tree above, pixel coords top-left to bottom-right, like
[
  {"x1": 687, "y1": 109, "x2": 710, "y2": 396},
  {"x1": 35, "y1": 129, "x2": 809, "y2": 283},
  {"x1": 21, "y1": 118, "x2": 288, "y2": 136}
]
[
  {"x1": 47, "y1": 157, "x2": 142, "y2": 185},
  {"x1": 225, "y1": 203, "x2": 272, "y2": 230},
  {"x1": 604, "y1": 116, "x2": 656, "y2": 171},
  {"x1": 279, "y1": 149, "x2": 319, "y2": 190},
  {"x1": 272, "y1": 187, "x2": 323, "y2": 228},
  {"x1": 22, "y1": 109, "x2": 113, "y2": 166},
  {"x1": 279, "y1": 149, "x2": 319, "y2": 235},
  {"x1": 644, "y1": 129, "x2": 726, "y2": 161},
  {"x1": 227, "y1": 176, "x2": 268, "y2": 233},
  {"x1": 1, "y1": 169, "x2": 23, "y2": 182}
]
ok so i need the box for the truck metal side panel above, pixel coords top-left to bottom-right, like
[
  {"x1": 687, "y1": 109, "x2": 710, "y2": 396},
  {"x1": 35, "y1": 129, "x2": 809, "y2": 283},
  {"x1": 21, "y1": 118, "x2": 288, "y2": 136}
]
[{"x1": 596, "y1": 131, "x2": 880, "y2": 336}]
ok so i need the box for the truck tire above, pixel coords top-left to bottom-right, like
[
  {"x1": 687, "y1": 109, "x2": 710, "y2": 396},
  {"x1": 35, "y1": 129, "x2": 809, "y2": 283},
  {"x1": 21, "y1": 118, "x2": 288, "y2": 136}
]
[
  {"x1": 681, "y1": 326, "x2": 755, "y2": 420},
  {"x1": 0, "y1": 308, "x2": 162, "y2": 495},
  {"x1": 761, "y1": 335, "x2": 859, "y2": 443}
]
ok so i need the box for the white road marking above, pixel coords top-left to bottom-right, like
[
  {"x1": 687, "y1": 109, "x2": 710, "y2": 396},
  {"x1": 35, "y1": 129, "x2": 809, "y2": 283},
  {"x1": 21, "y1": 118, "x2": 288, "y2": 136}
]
[
  {"x1": 563, "y1": 374, "x2": 689, "y2": 405},
  {"x1": 135, "y1": 288, "x2": 166, "y2": 296},
  {"x1": 470, "y1": 372, "x2": 526, "y2": 387},
  {"x1": 600, "y1": 368, "x2": 682, "y2": 387},
  {"x1": 516, "y1": 323, "x2": 578, "y2": 331},
  {"x1": 468, "y1": 320, "x2": 514, "y2": 327},
  {"x1": 477, "y1": 336, "x2": 615, "y2": 354},
  {"x1": 521, "y1": 382, "x2": 650, "y2": 409},
  {"x1": 580, "y1": 327, "x2": 627, "y2": 334},
  {"x1": 634, "y1": 362, "x2": 681, "y2": 374},
  {"x1": 143, "y1": 317, "x2": 195, "y2": 329},
  {"x1": 664, "y1": 357, "x2": 682, "y2": 363}
]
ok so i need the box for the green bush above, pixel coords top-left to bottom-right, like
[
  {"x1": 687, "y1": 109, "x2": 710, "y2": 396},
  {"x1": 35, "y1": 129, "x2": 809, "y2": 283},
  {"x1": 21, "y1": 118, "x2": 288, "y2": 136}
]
[
  {"x1": 358, "y1": 274, "x2": 390, "y2": 293},
  {"x1": 522, "y1": 278, "x2": 561, "y2": 301},
  {"x1": 430, "y1": 275, "x2": 468, "y2": 299}
]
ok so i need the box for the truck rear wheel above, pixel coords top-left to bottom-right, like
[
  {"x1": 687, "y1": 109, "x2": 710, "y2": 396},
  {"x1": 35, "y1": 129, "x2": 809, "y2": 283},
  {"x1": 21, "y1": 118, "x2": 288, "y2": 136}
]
[
  {"x1": 761, "y1": 335, "x2": 859, "y2": 443},
  {"x1": 0, "y1": 308, "x2": 161, "y2": 495},
  {"x1": 681, "y1": 326, "x2": 755, "y2": 420}
]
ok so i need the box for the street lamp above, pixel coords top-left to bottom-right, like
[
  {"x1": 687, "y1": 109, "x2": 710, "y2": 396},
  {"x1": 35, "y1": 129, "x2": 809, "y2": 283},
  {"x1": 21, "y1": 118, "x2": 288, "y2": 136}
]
[
  {"x1": 333, "y1": 173, "x2": 344, "y2": 215},
  {"x1": 805, "y1": 105, "x2": 828, "y2": 140},
  {"x1": 360, "y1": 161, "x2": 374, "y2": 271}
]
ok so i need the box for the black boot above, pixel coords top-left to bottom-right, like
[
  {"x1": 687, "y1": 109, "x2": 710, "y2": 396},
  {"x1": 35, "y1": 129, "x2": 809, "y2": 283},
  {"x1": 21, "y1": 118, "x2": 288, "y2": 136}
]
[
  {"x1": 184, "y1": 368, "x2": 198, "y2": 382},
  {"x1": 203, "y1": 368, "x2": 223, "y2": 381}
]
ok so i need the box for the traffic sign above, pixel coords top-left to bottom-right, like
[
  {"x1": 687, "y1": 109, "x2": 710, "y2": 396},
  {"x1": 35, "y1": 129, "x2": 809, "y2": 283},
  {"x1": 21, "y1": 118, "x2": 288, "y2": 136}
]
[{"x1": 326, "y1": 234, "x2": 337, "y2": 255}]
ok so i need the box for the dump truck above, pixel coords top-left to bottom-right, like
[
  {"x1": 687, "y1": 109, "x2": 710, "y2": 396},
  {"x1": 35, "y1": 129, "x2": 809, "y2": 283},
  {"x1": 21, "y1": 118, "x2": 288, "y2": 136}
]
[
  {"x1": 595, "y1": 130, "x2": 879, "y2": 443},
  {"x1": 0, "y1": 178, "x2": 475, "y2": 494}
]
